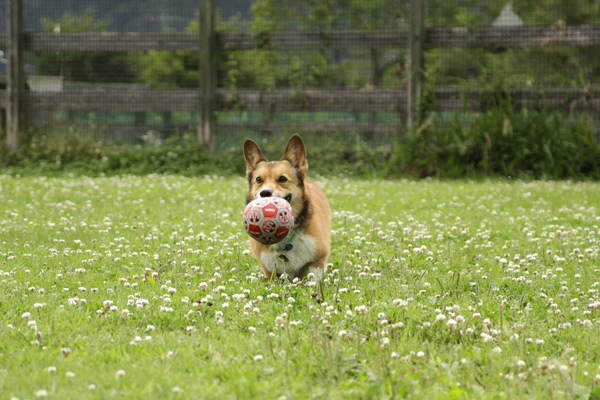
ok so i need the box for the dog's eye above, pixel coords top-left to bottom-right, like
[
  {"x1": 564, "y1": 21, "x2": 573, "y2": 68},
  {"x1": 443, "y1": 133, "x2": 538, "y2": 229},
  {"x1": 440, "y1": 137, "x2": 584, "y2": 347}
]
[
  {"x1": 256, "y1": 177, "x2": 263, "y2": 184},
  {"x1": 278, "y1": 176, "x2": 288, "y2": 183}
]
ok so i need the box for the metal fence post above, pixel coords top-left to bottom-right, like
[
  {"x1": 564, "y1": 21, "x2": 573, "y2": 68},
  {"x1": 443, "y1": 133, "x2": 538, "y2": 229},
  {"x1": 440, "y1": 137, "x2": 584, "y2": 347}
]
[
  {"x1": 198, "y1": 0, "x2": 216, "y2": 151},
  {"x1": 7, "y1": 0, "x2": 25, "y2": 150},
  {"x1": 407, "y1": 0, "x2": 426, "y2": 130}
]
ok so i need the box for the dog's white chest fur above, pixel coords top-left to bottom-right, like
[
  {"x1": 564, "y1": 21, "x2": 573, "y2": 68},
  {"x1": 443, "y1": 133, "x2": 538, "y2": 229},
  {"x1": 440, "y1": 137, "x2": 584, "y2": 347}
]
[{"x1": 260, "y1": 231, "x2": 318, "y2": 279}]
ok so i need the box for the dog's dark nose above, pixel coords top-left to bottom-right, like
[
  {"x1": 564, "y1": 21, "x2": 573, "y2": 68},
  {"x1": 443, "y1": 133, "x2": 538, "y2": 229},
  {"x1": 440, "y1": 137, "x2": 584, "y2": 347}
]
[{"x1": 260, "y1": 189, "x2": 273, "y2": 198}]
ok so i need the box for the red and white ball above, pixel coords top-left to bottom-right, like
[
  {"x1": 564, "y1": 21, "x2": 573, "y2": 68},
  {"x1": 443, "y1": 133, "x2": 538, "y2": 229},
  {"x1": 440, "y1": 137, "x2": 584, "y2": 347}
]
[{"x1": 243, "y1": 197, "x2": 294, "y2": 244}]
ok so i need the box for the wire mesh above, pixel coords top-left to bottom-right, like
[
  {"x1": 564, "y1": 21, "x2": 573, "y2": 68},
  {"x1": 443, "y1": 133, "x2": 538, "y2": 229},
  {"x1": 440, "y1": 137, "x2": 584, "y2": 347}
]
[{"x1": 4, "y1": 0, "x2": 600, "y2": 144}]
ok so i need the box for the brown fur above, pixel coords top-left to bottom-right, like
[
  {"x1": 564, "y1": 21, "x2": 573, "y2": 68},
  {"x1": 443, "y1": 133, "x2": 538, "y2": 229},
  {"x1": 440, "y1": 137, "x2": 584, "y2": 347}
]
[{"x1": 243, "y1": 135, "x2": 331, "y2": 280}]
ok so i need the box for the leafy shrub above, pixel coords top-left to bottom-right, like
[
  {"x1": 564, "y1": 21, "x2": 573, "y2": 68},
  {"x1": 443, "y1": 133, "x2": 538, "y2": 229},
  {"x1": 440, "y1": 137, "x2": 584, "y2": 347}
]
[
  {"x1": 1, "y1": 111, "x2": 599, "y2": 180},
  {"x1": 0, "y1": 128, "x2": 360, "y2": 177},
  {"x1": 391, "y1": 107, "x2": 600, "y2": 179}
]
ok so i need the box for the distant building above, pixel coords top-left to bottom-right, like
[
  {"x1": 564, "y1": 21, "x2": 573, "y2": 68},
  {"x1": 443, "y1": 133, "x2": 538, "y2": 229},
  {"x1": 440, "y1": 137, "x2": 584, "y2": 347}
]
[{"x1": 492, "y1": 2, "x2": 523, "y2": 27}]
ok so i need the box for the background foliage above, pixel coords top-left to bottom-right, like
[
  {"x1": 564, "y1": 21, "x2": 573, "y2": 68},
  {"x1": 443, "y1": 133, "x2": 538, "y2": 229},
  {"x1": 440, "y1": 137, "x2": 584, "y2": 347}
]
[
  {"x1": 27, "y1": 0, "x2": 600, "y2": 89},
  {"x1": 2, "y1": 103, "x2": 599, "y2": 180},
  {"x1": 3, "y1": 0, "x2": 600, "y2": 180},
  {"x1": 33, "y1": 9, "x2": 140, "y2": 83}
]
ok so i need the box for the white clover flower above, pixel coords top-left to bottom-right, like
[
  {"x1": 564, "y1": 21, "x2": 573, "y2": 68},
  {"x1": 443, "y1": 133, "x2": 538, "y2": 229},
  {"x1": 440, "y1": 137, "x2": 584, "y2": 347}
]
[
  {"x1": 435, "y1": 314, "x2": 446, "y2": 323},
  {"x1": 21, "y1": 311, "x2": 31, "y2": 318},
  {"x1": 136, "y1": 298, "x2": 150, "y2": 308},
  {"x1": 338, "y1": 330, "x2": 348, "y2": 339},
  {"x1": 66, "y1": 371, "x2": 75, "y2": 378},
  {"x1": 481, "y1": 333, "x2": 494, "y2": 342},
  {"x1": 248, "y1": 326, "x2": 256, "y2": 333},
  {"x1": 253, "y1": 354, "x2": 264, "y2": 362},
  {"x1": 115, "y1": 370, "x2": 126, "y2": 379},
  {"x1": 130, "y1": 336, "x2": 142, "y2": 345},
  {"x1": 47, "y1": 366, "x2": 57, "y2": 373},
  {"x1": 35, "y1": 389, "x2": 49, "y2": 398},
  {"x1": 355, "y1": 305, "x2": 368, "y2": 315},
  {"x1": 446, "y1": 319, "x2": 458, "y2": 330},
  {"x1": 559, "y1": 364, "x2": 569, "y2": 373},
  {"x1": 381, "y1": 337, "x2": 390, "y2": 349}
]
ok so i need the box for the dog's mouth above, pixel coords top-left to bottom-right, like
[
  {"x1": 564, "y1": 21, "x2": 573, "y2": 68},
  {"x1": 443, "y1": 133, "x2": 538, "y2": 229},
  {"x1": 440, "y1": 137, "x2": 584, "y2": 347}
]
[{"x1": 284, "y1": 194, "x2": 292, "y2": 203}]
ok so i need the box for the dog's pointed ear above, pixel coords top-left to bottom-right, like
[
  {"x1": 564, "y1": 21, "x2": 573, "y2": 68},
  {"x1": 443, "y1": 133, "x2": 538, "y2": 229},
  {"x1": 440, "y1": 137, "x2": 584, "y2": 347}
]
[
  {"x1": 243, "y1": 139, "x2": 266, "y2": 174},
  {"x1": 282, "y1": 135, "x2": 308, "y2": 176}
]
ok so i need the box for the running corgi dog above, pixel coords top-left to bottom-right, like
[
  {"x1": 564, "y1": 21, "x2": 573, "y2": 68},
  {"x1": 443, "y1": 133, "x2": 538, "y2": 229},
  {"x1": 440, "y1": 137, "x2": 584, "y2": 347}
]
[{"x1": 243, "y1": 135, "x2": 331, "y2": 282}]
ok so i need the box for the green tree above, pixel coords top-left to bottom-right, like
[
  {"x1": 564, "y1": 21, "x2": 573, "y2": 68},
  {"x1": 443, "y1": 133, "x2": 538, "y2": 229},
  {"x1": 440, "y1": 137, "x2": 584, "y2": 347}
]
[
  {"x1": 428, "y1": 0, "x2": 600, "y2": 87},
  {"x1": 34, "y1": 9, "x2": 139, "y2": 83},
  {"x1": 140, "y1": 0, "x2": 406, "y2": 90},
  {"x1": 140, "y1": 0, "x2": 600, "y2": 91},
  {"x1": 248, "y1": 0, "x2": 406, "y2": 87},
  {"x1": 139, "y1": 11, "x2": 340, "y2": 90}
]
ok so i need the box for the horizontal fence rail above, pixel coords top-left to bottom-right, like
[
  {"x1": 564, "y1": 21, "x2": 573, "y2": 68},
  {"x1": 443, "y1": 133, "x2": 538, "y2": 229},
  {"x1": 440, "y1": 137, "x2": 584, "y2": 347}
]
[{"x1": 0, "y1": 25, "x2": 599, "y2": 52}]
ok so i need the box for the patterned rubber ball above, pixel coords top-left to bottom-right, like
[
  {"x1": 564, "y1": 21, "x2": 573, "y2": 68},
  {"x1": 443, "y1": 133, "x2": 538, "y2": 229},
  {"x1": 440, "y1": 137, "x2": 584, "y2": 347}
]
[{"x1": 243, "y1": 197, "x2": 294, "y2": 244}]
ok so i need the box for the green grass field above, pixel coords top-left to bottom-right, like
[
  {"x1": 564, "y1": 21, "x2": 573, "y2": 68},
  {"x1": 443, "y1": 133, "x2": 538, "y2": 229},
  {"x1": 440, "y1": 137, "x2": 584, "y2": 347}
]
[{"x1": 2, "y1": 175, "x2": 600, "y2": 399}]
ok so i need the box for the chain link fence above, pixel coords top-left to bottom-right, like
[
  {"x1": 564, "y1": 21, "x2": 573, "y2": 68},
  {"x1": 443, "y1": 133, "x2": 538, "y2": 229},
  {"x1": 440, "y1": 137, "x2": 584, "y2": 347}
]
[{"x1": 2, "y1": 0, "x2": 599, "y2": 148}]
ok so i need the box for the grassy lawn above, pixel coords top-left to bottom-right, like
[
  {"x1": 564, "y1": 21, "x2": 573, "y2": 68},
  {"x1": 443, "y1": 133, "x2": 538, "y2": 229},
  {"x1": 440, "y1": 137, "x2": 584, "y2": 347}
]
[{"x1": 1, "y1": 175, "x2": 600, "y2": 399}]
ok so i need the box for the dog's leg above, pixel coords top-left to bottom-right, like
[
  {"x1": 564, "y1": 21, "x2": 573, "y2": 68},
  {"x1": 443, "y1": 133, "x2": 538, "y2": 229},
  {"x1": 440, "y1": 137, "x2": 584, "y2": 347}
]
[
  {"x1": 308, "y1": 266, "x2": 324, "y2": 282},
  {"x1": 261, "y1": 264, "x2": 277, "y2": 280},
  {"x1": 306, "y1": 253, "x2": 328, "y2": 283}
]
